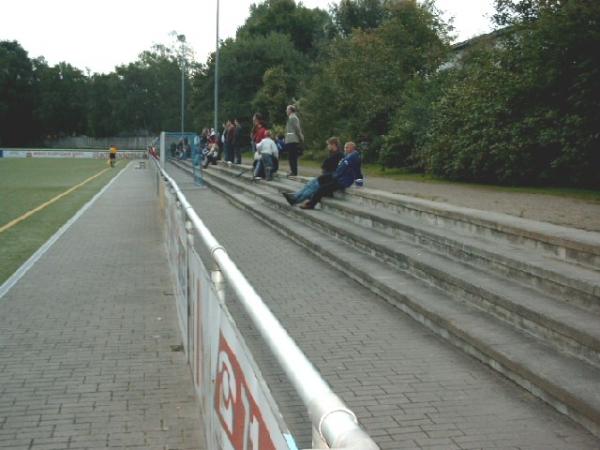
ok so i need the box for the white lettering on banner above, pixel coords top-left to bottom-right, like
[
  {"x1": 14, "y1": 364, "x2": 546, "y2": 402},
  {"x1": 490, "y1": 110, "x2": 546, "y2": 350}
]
[
  {"x1": 218, "y1": 351, "x2": 236, "y2": 435},
  {"x1": 241, "y1": 388, "x2": 260, "y2": 450},
  {"x1": 214, "y1": 333, "x2": 277, "y2": 450}
]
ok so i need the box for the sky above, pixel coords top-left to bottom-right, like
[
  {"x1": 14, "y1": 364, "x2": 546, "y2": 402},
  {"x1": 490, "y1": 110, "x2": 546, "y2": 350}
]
[{"x1": 0, "y1": 0, "x2": 496, "y2": 75}]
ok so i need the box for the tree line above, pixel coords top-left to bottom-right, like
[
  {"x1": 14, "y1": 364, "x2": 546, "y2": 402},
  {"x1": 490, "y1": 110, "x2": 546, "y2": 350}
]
[
  {"x1": 1, "y1": 0, "x2": 598, "y2": 188},
  {"x1": 0, "y1": 41, "x2": 193, "y2": 146}
]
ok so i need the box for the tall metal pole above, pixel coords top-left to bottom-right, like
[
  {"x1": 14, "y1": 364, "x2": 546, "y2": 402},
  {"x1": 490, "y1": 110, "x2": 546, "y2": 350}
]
[
  {"x1": 181, "y1": 57, "x2": 185, "y2": 134},
  {"x1": 178, "y1": 34, "x2": 186, "y2": 134},
  {"x1": 214, "y1": 0, "x2": 220, "y2": 134}
]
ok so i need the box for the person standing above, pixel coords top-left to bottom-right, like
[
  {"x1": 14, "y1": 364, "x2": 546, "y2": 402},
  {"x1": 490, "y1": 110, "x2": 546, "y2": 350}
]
[
  {"x1": 284, "y1": 105, "x2": 304, "y2": 176},
  {"x1": 223, "y1": 120, "x2": 236, "y2": 163},
  {"x1": 109, "y1": 144, "x2": 118, "y2": 168},
  {"x1": 252, "y1": 113, "x2": 268, "y2": 146}
]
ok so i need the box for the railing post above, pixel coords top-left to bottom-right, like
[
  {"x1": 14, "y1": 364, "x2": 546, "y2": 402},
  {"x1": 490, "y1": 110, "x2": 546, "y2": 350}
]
[
  {"x1": 211, "y1": 267, "x2": 226, "y2": 302},
  {"x1": 185, "y1": 218, "x2": 194, "y2": 363}
]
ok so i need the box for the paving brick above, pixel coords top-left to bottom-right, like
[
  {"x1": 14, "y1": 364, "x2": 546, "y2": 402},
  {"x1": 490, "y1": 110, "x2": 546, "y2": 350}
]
[
  {"x1": 0, "y1": 166, "x2": 204, "y2": 450},
  {"x1": 168, "y1": 167, "x2": 600, "y2": 449}
]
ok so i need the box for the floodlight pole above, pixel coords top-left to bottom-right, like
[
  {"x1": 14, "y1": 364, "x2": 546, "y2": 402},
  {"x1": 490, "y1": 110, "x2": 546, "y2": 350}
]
[
  {"x1": 214, "y1": 0, "x2": 220, "y2": 134},
  {"x1": 177, "y1": 34, "x2": 186, "y2": 134}
]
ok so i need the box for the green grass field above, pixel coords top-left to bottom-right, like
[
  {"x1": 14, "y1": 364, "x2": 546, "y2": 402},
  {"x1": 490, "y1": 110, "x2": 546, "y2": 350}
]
[{"x1": 0, "y1": 159, "x2": 125, "y2": 284}]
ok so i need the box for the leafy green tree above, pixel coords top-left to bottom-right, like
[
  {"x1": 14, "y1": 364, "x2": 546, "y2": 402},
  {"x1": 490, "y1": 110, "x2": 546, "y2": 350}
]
[
  {"x1": 33, "y1": 60, "x2": 88, "y2": 137},
  {"x1": 191, "y1": 33, "x2": 308, "y2": 130},
  {"x1": 251, "y1": 65, "x2": 292, "y2": 126},
  {"x1": 425, "y1": 0, "x2": 600, "y2": 187},
  {"x1": 238, "y1": 0, "x2": 330, "y2": 55},
  {"x1": 86, "y1": 73, "x2": 120, "y2": 137},
  {"x1": 329, "y1": 0, "x2": 391, "y2": 37},
  {"x1": 381, "y1": 72, "x2": 448, "y2": 169},
  {"x1": 301, "y1": 1, "x2": 449, "y2": 156},
  {"x1": 0, "y1": 41, "x2": 35, "y2": 146}
]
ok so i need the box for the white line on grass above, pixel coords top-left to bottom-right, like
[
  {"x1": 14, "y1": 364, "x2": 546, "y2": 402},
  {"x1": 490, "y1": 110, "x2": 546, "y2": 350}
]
[{"x1": 0, "y1": 163, "x2": 131, "y2": 300}]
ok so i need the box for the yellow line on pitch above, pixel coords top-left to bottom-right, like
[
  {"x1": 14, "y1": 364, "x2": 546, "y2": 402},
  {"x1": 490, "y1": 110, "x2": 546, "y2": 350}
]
[{"x1": 0, "y1": 166, "x2": 113, "y2": 234}]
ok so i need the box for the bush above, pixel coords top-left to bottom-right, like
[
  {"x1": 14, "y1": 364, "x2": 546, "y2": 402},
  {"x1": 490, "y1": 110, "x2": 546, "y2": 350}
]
[{"x1": 423, "y1": 0, "x2": 600, "y2": 188}]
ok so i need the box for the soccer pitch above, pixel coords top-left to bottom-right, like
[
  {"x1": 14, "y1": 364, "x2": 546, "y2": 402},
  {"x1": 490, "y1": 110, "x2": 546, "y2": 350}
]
[{"x1": 0, "y1": 158, "x2": 125, "y2": 284}]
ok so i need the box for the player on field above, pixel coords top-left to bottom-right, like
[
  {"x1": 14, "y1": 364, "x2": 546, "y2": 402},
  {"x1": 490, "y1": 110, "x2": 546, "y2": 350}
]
[{"x1": 109, "y1": 145, "x2": 118, "y2": 168}]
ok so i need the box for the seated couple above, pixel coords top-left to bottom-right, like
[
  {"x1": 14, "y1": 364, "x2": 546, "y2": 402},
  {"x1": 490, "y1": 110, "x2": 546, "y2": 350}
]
[
  {"x1": 282, "y1": 137, "x2": 363, "y2": 210},
  {"x1": 254, "y1": 130, "x2": 279, "y2": 181}
]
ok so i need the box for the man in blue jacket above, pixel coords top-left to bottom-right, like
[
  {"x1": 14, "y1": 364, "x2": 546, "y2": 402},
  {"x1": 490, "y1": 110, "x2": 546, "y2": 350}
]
[{"x1": 299, "y1": 141, "x2": 363, "y2": 210}]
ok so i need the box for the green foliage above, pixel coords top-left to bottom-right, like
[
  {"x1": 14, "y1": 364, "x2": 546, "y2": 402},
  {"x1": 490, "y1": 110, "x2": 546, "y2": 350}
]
[
  {"x1": 0, "y1": 39, "x2": 194, "y2": 142},
  {"x1": 111, "y1": 45, "x2": 191, "y2": 134},
  {"x1": 329, "y1": 0, "x2": 391, "y2": 37},
  {"x1": 424, "y1": 0, "x2": 600, "y2": 187},
  {"x1": 302, "y1": 1, "x2": 449, "y2": 156},
  {"x1": 191, "y1": 32, "x2": 307, "y2": 129},
  {"x1": 238, "y1": 0, "x2": 331, "y2": 55},
  {"x1": 252, "y1": 65, "x2": 291, "y2": 126},
  {"x1": 381, "y1": 73, "x2": 447, "y2": 169},
  {"x1": 0, "y1": 41, "x2": 35, "y2": 146},
  {"x1": 33, "y1": 60, "x2": 88, "y2": 137}
]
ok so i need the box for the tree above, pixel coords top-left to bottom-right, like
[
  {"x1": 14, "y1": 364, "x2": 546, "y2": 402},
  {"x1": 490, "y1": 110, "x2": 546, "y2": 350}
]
[
  {"x1": 238, "y1": 0, "x2": 330, "y2": 55},
  {"x1": 86, "y1": 73, "x2": 120, "y2": 137},
  {"x1": 191, "y1": 33, "x2": 308, "y2": 130},
  {"x1": 33, "y1": 60, "x2": 88, "y2": 137},
  {"x1": 329, "y1": 0, "x2": 391, "y2": 37},
  {"x1": 0, "y1": 41, "x2": 35, "y2": 146},
  {"x1": 251, "y1": 65, "x2": 292, "y2": 125},
  {"x1": 424, "y1": 0, "x2": 600, "y2": 187},
  {"x1": 301, "y1": 0, "x2": 449, "y2": 156}
]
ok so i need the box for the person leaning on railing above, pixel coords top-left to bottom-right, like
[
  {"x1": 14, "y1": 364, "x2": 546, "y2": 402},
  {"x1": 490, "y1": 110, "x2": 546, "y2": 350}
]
[{"x1": 298, "y1": 141, "x2": 363, "y2": 210}]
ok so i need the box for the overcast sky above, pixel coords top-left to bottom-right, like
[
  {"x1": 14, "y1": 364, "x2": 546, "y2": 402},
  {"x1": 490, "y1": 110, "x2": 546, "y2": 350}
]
[{"x1": 0, "y1": 0, "x2": 495, "y2": 74}]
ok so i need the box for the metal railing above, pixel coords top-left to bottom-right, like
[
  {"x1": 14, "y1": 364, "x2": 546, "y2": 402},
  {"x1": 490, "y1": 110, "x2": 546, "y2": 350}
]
[{"x1": 153, "y1": 156, "x2": 379, "y2": 449}]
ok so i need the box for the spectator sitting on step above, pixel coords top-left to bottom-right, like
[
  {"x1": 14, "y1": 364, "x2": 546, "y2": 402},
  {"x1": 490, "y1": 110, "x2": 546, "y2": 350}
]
[
  {"x1": 202, "y1": 131, "x2": 219, "y2": 168},
  {"x1": 282, "y1": 136, "x2": 344, "y2": 206},
  {"x1": 254, "y1": 130, "x2": 279, "y2": 181},
  {"x1": 298, "y1": 141, "x2": 362, "y2": 210}
]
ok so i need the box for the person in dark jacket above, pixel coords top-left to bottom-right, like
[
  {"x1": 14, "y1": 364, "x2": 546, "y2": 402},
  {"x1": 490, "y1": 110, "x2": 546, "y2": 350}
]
[
  {"x1": 299, "y1": 141, "x2": 363, "y2": 210},
  {"x1": 282, "y1": 137, "x2": 343, "y2": 206},
  {"x1": 233, "y1": 119, "x2": 243, "y2": 164}
]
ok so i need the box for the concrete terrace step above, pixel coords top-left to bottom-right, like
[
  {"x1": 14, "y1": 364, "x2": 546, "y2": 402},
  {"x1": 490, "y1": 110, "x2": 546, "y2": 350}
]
[
  {"x1": 202, "y1": 161, "x2": 600, "y2": 313},
  {"x1": 214, "y1": 162, "x2": 600, "y2": 273},
  {"x1": 299, "y1": 174, "x2": 600, "y2": 271},
  {"x1": 197, "y1": 164, "x2": 600, "y2": 369},
  {"x1": 170, "y1": 160, "x2": 600, "y2": 438}
]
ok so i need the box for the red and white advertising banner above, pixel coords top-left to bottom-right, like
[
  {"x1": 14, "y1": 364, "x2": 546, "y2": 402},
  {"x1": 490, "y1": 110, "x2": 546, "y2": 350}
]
[
  {"x1": 164, "y1": 189, "x2": 189, "y2": 342},
  {"x1": 161, "y1": 176, "x2": 297, "y2": 450},
  {"x1": 187, "y1": 247, "x2": 297, "y2": 450}
]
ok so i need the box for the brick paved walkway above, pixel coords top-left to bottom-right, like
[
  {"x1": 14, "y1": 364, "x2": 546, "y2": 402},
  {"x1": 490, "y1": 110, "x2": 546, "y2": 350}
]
[
  {"x1": 169, "y1": 165, "x2": 600, "y2": 450},
  {"x1": 0, "y1": 165, "x2": 204, "y2": 450}
]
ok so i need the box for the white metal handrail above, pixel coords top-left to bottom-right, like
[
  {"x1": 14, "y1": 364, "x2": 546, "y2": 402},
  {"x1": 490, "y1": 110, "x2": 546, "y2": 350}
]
[{"x1": 153, "y1": 158, "x2": 379, "y2": 449}]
